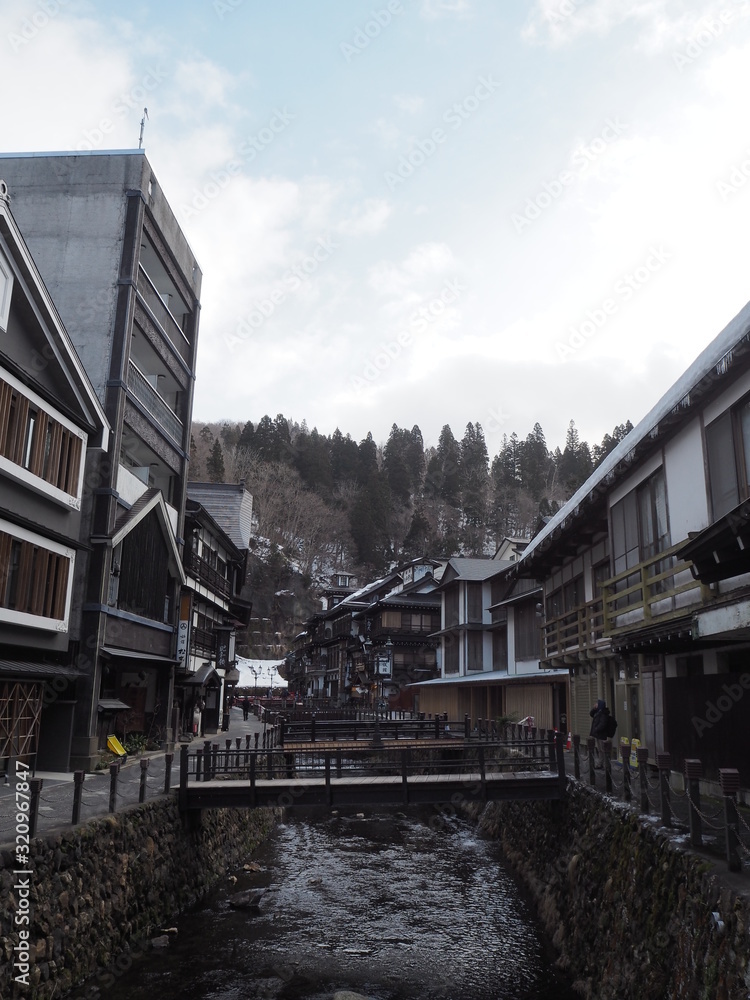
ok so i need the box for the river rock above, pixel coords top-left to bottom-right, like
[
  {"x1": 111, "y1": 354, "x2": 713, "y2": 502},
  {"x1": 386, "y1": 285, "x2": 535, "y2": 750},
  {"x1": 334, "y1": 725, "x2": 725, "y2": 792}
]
[{"x1": 228, "y1": 888, "x2": 266, "y2": 911}]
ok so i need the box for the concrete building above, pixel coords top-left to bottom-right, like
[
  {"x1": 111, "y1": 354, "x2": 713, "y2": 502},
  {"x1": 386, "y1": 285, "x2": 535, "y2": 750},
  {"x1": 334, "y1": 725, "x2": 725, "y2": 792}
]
[
  {"x1": 0, "y1": 151, "x2": 201, "y2": 769},
  {"x1": 0, "y1": 179, "x2": 109, "y2": 774}
]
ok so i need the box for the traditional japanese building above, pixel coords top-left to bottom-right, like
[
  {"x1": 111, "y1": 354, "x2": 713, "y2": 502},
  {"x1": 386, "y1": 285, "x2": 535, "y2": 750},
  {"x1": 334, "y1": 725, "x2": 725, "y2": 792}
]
[
  {"x1": 0, "y1": 179, "x2": 109, "y2": 773},
  {"x1": 0, "y1": 151, "x2": 201, "y2": 768}
]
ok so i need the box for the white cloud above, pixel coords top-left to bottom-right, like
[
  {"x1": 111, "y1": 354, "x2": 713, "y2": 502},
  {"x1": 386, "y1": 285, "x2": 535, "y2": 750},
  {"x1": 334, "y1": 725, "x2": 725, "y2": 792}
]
[
  {"x1": 421, "y1": 0, "x2": 473, "y2": 20},
  {"x1": 394, "y1": 94, "x2": 425, "y2": 114},
  {"x1": 521, "y1": 0, "x2": 748, "y2": 52},
  {"x1": 337, "y1": 198, "x2": 392, "y2": 236}
]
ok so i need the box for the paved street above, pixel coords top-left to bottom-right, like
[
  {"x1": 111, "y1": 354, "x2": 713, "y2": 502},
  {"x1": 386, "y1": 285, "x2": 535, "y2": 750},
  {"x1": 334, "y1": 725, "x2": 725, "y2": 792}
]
[{"x1": 0, "y1": 706, "x2": 267, "y2": 847}]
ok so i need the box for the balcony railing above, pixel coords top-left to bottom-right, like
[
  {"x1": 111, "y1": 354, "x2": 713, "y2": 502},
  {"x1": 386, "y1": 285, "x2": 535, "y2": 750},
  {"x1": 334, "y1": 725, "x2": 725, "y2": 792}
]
[
  {"x1": 127, "y1": 360, "x2": 183, "y2": 447},
  {"x1": 137, "y1": 264, "x2": 192, "y2": 365},
  {"x1": 542, "y1": 599, "x2": 605, "y2": 662},
  {"x1": 191, "y1": 627, "x2": 216, "y2": 656},
  {"x1": 183, "y1": 549, "x2": 232, "y2": 599},
  {"x1": 541, "y1": 539, "x2": 709, "y2": 663},
  {"x1": 601, "y1": 540, "x2": 707, "y2": 635}
]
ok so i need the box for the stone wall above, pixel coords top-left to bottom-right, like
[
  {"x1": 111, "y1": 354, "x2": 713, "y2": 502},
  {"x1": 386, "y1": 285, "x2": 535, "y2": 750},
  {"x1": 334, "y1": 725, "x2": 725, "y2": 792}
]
[
  {"x1": 0, "y1": 797, "x2": 280, "y2": 1000},
  {"x1": 468, "y1": 780, "x2": 750, "y2": 1000}
]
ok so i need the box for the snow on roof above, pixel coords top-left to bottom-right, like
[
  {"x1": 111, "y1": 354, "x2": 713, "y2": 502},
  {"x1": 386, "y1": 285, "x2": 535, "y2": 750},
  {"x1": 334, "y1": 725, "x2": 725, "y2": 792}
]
[{"x1": 520, "y1": 298, "x2": 750, "y2": 565}]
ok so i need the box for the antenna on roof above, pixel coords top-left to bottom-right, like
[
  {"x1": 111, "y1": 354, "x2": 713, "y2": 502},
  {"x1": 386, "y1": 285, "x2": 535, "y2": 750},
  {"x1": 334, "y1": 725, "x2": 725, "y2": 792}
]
[{"x1": 138, "y1": 108, "x2": 149, "y2": 149}]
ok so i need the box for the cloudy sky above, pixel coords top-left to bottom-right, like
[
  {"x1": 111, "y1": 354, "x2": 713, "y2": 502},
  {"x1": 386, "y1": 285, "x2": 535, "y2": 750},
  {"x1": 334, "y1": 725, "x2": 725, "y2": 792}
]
[{"x1": 3, "y1": 0, "x2": 750, "y2": 457}]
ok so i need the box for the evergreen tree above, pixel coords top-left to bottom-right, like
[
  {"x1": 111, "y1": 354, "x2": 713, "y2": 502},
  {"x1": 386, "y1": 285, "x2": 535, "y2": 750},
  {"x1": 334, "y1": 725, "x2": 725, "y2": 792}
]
[
  {"x1": 460, "y1": 422, "x2": 490, "y2": 527},
  {"x1": 330, "y1": 428, "x2": 360, "y2": 484},
  {"x1": 207, "y1": 439, "x2": 226, "y2": 482},
  {"x1": 558, "y1": 420, "x2": 593, "y2": 493},
  {"x1": 383, "y1": 424, "x2": 412, "y2": 505}
]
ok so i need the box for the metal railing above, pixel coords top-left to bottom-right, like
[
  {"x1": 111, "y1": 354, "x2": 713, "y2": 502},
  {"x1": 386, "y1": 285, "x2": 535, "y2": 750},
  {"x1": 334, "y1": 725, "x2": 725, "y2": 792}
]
[{"x1": 126, "y1": 359, "x2": 183, "y2": 446}]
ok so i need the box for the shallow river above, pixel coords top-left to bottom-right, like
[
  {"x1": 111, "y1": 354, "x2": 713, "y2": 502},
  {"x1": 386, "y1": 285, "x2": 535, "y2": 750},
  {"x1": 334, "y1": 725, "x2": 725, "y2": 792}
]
[{"x1": 97, "y1": 810, "x2": 579, "y2": 1000}]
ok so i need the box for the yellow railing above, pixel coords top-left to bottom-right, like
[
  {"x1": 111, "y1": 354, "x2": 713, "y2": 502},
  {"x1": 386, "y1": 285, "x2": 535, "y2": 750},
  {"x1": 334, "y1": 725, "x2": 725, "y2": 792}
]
[
  {"x1": 541, "y1": 540, "x2": 708, "y2": 661},
  {"x1": 600, "y1": 540, "x2": 705, "y2": 635},
  {"x1": 542, "y1": 599, "x2": 605, "y2": 661}
]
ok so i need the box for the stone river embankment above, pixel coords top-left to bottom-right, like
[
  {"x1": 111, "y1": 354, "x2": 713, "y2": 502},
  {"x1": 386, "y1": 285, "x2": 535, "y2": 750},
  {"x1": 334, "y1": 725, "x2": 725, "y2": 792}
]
[
  {"x1": 0, "y1": 797, "x2": 280, "y2": 1000},
  {"x1": 4, "y1": 776, "x2": 750, "y2": 999},
  {"x1": 467, "y1": 778, "x2": 750, "y2": 1000}
]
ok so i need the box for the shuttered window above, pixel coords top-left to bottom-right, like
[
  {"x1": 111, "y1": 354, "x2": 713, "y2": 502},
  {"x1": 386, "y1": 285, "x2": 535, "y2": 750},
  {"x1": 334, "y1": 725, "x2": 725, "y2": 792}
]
[
  {"x1": 0, "y1": 530, "x2": 70, "y2": 621},
  {"x1": 0, "y1": 377, "x2": 83, "y2": 496}
]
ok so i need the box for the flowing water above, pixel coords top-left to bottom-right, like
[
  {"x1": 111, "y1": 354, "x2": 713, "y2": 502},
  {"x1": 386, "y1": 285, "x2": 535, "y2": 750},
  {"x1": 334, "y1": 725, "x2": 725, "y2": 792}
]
[{"x1": 94, "y1": 810, "x2": 579, "y2": 1000}]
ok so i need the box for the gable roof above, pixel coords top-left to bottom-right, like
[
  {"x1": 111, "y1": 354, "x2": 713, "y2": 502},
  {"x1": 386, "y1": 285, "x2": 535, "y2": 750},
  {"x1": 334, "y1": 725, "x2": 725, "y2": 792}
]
[
  {"x1": 187, "y1": 482, "x2": 253, "y2": 549},
  {"x1": 111, "y1": 488, "x2": 186, "y2": 584},
  {"x1": 438, "y1": 557, "x2": 513, "y2": 586}
]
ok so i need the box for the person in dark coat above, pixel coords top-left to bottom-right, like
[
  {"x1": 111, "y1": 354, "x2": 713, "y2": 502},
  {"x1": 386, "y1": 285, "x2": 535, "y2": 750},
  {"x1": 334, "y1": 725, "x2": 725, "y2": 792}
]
[
  {"x1": 589, "y1": 699, "x2": 611, "y2": 767},
  {"x1": 242, "y1": 695, "x2": 250, "y2": 721}
]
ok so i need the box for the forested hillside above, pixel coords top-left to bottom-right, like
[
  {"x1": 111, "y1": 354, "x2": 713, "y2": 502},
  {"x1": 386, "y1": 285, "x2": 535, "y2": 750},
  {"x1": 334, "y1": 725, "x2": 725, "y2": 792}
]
[{"x1": 190, "y1": 415, "x2": 633, "y2": 581}]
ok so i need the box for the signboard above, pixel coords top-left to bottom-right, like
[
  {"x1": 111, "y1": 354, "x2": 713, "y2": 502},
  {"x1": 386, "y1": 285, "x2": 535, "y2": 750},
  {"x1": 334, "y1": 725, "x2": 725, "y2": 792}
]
[
  {"x1": 176, "y1": 593, "x2": 191, "y2": 668},
  {"x1": 215, "y1": 627, "x2": 232, "y2": 671}
]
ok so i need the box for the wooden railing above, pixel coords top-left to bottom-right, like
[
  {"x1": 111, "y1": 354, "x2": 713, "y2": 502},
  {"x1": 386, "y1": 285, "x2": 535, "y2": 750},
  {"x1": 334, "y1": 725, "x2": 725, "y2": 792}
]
[
  {"x1": 601, "y1": 540, "x2": 706, "y2": 635},
  {"x1": 541, "y1": 540, "x2": 708, "y2": 662},
  {"x1": 542, "y1": 598, "x2": 606, "y2": 661}
]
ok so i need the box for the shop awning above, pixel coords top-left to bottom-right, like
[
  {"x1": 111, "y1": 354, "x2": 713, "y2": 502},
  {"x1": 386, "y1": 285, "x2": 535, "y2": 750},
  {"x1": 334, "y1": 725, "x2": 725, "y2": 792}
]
[
  {"x1": 0, "y1": 660, "x2": 84, "y2": 679},
  {"x1": 97, "y1": 698, "x2": 131, "y2": 712},
  {"x1": 101, "y1": 646, "x2": 181, "y2": 664},
  {"x1": 180, "y1": 664, "x2": 221, "y2": 686}
]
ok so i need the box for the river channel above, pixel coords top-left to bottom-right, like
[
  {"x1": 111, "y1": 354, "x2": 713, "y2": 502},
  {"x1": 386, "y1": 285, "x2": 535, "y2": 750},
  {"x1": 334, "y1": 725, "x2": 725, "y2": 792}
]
[{"x1": 96, "y1": 810, "x2": 579, "y2": 1000}]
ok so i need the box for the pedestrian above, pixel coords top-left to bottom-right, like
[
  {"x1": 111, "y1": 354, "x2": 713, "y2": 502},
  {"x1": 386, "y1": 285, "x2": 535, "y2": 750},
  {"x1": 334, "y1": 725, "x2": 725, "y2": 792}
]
[
  {"x1": 589, "y1": 699, "x2": 615, "y2": 767},
  {"x1": 242, "y1": 695, "x2": 250, "y2": 721}
]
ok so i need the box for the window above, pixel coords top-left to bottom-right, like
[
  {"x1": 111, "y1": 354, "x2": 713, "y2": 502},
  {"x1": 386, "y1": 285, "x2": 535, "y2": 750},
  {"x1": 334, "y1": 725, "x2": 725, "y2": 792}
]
[
  {"x1": 466, "y1": 582, "x2": 483, "y2": 623},
  {"x1": 515, "y1": 599, "x2": 540, "y2": 661},
  {"x1": 706, "y1": 401, "x2": 750, "y2": 519},
  {"x1": 0, "y1": 530, "x2": 70, "y2": 621},
  {"x1": 610, "y1": 468, "x2": 671, "y2": 603},
  {"x1": 445, "y1": 587, "x2": 459, "y2": 627},
  {"x1": 444, "y1": 635, "x2": 459, "y2": 673},
  {"x1": 0, "y1": 378, "x2": 83, "y2": 496},
  {"x1": 467, "y1": 631, "x2": 483, "y2": 671},
  {"x1": 492, "y1": 628, "x2": 508, "y2": 671}
]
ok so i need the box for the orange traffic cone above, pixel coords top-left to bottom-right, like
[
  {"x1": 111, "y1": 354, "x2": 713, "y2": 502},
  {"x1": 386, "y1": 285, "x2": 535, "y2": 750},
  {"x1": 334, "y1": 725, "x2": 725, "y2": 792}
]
[{"x1": 566, "y1": 732, "x2": 572, "y2": 751}]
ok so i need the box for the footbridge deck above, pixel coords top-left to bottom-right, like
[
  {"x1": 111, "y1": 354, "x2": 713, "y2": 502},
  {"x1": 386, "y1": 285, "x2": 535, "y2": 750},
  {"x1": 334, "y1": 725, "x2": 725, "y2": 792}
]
[{"x1": 178, "y1": 736, "x2": 567, "y2": 811}]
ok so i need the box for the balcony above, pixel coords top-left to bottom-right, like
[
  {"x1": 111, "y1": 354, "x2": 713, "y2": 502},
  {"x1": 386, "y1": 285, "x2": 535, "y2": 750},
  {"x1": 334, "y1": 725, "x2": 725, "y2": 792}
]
[
  {"x1": 183, "y1": 548, "x2": 232, "y2": 599},
  {"x1": 191, "y1": 627, "x2": 216, "y2": 656},
  {"x1": 541, "y1": 540, "x2": 709, "y2": 664},
  {"x1": 137, "y1": 264, "x2": 192, "y2": 365},
  {"x1": 127, "y1": 360, "x2": 183, "y2": 447},
  {"x1": 601, "y1": 540, "x2": 707, "y2": 636}
]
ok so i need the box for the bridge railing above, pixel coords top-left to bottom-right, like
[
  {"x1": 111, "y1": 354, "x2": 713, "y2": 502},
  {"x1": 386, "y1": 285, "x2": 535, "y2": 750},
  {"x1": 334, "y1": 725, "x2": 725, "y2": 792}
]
[
  {"x1": 179, "y1": 736, "x2": 566, "y2": 785},
  {"x1": 278, "y1": 716, "x2": 462, "y2": 744}
]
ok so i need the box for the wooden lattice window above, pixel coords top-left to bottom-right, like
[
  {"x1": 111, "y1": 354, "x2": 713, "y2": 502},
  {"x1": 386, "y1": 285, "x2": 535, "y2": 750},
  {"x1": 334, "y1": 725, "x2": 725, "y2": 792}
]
[
  {"x1": 0, "y1": 530, "x2": 71, "y2": 620},
  {"x1": 0, "y1": 681, "x2": 43, "y2": 772},
  {"x1": 0, "y1": 378, "x2": 83, "y2": 495}
]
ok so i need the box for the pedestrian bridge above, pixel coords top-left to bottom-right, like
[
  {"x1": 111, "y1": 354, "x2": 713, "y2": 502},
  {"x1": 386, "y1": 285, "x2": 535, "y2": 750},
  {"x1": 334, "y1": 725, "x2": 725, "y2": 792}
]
[{"x1": 177, "y1": 736, "x2": 567, "y2": 811}]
